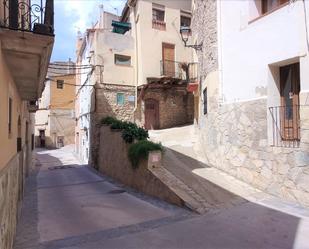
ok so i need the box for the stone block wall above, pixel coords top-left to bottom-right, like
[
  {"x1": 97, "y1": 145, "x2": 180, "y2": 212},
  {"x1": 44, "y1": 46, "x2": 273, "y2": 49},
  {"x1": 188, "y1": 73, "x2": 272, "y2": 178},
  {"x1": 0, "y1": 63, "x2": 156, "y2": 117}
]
[
  {"x1": 0, "y1": 152, "x2": 24, "y2": 249},
  {"x1": 97, "y1": 126, "x2": 183, "y2": 206},
  {"x1": 89, "y1": 84, "x2": 135, "y2": 167},
  {"x1": 191, "y1": 0, "x2": 218, "y2": 78},
  {"x1": 95, "y1": 84, "x2": 136, "y2": 122},
  {"x1": 135, "y1": 88, "x2": 194, "y2": 129},
  {"x1": 198, "y1": 98, "x2": 309, "y2": 207}
]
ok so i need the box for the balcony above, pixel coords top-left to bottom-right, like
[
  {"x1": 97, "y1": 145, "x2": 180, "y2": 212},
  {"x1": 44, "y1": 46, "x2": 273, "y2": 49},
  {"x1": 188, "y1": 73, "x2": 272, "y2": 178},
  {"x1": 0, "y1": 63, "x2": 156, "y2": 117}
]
[
  {"x1": 1, "y1": 0, "x2": 54, "y2": 35},
  {"x1": 0, "y1": 0, "x2": 54, "y2": 100},
  {"x1": 152, "y1": 19, "x2": 166, "y2": 31},
  {"x1": 160, "y1": 60, "x2": 198, "y2": 83}
]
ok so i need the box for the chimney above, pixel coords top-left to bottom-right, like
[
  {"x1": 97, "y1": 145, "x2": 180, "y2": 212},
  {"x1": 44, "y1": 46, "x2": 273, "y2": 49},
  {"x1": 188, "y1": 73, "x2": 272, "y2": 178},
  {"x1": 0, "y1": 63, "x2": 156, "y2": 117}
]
[{"x1": 99, "y1": 4, "x2": 104, "y2": 29}]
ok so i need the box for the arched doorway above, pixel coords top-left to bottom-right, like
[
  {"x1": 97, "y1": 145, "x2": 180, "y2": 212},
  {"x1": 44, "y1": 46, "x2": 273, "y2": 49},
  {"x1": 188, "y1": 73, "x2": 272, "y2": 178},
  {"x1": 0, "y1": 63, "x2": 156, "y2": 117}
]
[{"x1": 144, "y1": 98, "x2": 159, "y2": 130}]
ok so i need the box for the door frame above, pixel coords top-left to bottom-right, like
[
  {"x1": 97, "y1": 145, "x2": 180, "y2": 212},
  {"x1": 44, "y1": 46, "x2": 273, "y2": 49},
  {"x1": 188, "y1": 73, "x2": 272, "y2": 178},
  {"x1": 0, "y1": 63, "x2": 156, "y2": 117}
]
[
  {"x1": 144, "y1": 98, "x2": 159, "y2": 130},
  {"x1": 162, "y1": 42, "x2": 175, "y2": 77},
  {"x1": 279, "y1": 62, "x2": 300, "y2": 140}
]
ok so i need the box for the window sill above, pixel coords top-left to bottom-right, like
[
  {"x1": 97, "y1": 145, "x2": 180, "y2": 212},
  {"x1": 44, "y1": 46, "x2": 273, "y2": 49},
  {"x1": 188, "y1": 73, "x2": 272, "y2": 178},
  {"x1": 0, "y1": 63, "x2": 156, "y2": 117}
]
[
  {"x1": 248, "y1": 2, "x2": 289, "y2": 25},
  {"x1": 115, "y1": 64, "x2": 132, "y2": 68}
]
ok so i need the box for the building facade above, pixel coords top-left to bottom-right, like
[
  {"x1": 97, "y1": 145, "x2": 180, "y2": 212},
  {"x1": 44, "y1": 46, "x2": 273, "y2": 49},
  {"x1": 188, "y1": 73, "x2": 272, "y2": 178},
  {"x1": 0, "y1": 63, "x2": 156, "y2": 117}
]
[
  {"x1": 0, "y1": 0, "x2": 54, "y2": 247},
  {"x1": 192, "y1": 0, "x2": 309, "y2": 207},
  {"x1": 75, "y1": 1, "x2": 196, "y2": 165},
  {"x1": 35, "y1": 62, "x2": 76, "y2": 149}
]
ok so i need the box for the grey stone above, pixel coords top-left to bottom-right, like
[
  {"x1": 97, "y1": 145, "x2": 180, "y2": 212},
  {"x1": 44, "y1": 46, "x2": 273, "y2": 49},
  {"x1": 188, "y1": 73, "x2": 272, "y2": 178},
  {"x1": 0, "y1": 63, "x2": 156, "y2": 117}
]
[{"x1": 295, "y1": 151, "x2": 309, "y2": 167}]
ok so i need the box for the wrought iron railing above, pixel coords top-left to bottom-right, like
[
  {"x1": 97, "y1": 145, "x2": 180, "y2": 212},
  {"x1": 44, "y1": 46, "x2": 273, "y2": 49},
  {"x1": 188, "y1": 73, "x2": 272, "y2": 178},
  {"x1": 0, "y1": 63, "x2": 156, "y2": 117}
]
[
  {"x1": 160, "y1": 60, "x2": 198, "y2": 83},
  {"x1": 1, "y1": 0, "x2": 54, "y2": 35},
  {"x1": 269, "y1": 105, "x2": 300, "y2": 148},
  {"x1": 152, "y1": 19, "x2": 166, "y2": 30}
]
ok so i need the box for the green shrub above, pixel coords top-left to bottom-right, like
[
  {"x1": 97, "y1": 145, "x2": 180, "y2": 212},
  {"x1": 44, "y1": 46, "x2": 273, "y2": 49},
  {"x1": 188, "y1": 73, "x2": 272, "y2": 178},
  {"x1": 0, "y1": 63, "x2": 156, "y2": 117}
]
[
  {"x1": 128, "y1": 140, "x2": 163, "y2": 169},
  {"x1": 101, "y1": 116, "x2": 149, "y2": 143},
  {"x1": 121, "y1": 123, "x2": 149, "y2": 143},
  {"x1": 101, "y1": 116, "x2": 117, "y2": 125},
  {"x1": 110, "y1": 120, "x2": 125, "y2": 130}
]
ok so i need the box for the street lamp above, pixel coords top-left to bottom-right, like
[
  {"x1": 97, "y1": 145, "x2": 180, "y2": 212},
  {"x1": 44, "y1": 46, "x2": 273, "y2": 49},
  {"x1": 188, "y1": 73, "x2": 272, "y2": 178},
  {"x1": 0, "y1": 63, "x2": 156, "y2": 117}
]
[{"x1": 180, "y1": 26, "x2": 203, "y2": 51}]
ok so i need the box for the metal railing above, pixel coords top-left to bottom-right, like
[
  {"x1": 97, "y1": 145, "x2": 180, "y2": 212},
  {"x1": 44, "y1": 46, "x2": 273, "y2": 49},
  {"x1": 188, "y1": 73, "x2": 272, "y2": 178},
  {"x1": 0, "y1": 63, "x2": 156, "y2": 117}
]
[
  {"x1": 1, "y1": 0, "x2": 54, "y2": 35},
  {"x1": 160, "y1": 60, "x2": 198, "y2": 83},
  {"x1": 269, "y1": 105, "x2": 300, "y2": 148},
  {"x1": 152, "y1": 19, "x2": 166, "y2": 30}
]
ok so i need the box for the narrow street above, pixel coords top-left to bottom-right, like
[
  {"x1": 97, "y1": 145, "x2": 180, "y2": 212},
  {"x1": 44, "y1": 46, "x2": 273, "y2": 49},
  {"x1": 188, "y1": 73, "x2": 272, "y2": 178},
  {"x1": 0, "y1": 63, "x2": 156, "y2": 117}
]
[{"x1": 14, "y1": 145, "x2": 309, "y2": 249}]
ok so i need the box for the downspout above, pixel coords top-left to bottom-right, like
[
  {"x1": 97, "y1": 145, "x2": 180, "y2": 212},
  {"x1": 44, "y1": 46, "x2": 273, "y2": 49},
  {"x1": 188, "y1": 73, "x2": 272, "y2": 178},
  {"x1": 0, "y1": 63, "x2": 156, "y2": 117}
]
[
  {"x1": 127, "y1": 0, "x2": 139, "y2": 119},
  {"x1": 217, "y1": 0, "x2": 224, "y2": 106},
  {"x1": 302, "y1": 0, "x2": 309, "y2": 52}
]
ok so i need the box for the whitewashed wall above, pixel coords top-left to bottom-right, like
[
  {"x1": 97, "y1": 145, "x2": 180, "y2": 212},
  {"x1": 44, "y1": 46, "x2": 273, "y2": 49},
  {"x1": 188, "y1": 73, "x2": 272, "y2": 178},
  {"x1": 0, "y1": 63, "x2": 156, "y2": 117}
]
[{"x1": 219, "y1": 0, "x2": 309, "y2": 103}]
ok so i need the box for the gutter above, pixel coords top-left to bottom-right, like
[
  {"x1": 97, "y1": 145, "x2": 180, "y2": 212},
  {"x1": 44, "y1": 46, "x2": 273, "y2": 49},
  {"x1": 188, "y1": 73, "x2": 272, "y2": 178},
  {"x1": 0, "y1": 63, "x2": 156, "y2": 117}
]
[{"x1": 126, "y1": 0, "x2": 139, "y2": 118}]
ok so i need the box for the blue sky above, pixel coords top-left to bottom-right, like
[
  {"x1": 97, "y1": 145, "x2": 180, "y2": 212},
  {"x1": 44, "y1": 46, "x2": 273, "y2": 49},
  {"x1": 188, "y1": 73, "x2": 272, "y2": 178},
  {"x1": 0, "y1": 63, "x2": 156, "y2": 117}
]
[{"x1": 51, "y1": 0, "x2": 126, "y2": 62}]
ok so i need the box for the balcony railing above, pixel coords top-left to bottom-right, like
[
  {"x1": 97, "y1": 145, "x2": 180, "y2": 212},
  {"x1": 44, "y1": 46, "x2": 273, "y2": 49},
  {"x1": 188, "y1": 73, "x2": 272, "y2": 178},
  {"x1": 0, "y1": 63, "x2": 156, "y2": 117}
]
[
  {"x1": 269, "y1": 105, "x2": 300, "y2": 148},
  {"x1": 160, "y1": 60, "x2": 198, "y2": 83},
  {"x1": 1, "y1": 0, "x2": 54, "y2": 35},
  {"x1": 152, "y1": 19, "x2": 166, "y2": 31}
]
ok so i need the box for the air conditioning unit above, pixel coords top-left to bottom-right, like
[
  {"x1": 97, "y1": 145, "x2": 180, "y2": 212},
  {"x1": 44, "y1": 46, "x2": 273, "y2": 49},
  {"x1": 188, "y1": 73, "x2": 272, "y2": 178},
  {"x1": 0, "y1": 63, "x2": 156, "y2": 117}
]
[{"x1": 28, "y1": 101, "x2": 39, "y2": 113}]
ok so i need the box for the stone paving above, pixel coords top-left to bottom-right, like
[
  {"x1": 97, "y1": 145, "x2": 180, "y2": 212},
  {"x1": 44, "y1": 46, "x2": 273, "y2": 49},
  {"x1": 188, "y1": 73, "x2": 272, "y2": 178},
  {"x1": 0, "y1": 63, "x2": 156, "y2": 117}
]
[{"x1": 13, "y1": 144, "x2": 309, "y2": 249}]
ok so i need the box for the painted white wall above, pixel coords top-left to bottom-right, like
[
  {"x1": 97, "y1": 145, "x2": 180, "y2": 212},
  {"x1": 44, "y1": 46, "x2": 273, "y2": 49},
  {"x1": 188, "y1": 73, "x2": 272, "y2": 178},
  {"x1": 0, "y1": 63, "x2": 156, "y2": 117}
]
[
  {"x1": 219, "y1": 0, "x2": 309, "y2": 103},
  {"x1": 95, "y1": 30, "x2": 135, "y2": 86},
  {"x1": 76, "y1": 35, "x2": 95, "y2": 164}
]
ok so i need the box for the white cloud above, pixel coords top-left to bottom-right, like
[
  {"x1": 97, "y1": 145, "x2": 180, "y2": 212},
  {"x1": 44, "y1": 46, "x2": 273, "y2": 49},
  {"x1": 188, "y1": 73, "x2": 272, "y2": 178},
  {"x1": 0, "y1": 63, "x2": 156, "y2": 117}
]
[{"x1": 59, "y1": 0, "x2": 125, "y2": 33}]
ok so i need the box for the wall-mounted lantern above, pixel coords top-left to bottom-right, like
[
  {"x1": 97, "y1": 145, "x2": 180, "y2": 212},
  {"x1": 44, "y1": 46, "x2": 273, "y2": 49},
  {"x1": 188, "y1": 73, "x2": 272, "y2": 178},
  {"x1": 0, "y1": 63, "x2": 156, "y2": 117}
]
[{"x1": 180, "y1": 27, "x2": 203, "y2": 51}]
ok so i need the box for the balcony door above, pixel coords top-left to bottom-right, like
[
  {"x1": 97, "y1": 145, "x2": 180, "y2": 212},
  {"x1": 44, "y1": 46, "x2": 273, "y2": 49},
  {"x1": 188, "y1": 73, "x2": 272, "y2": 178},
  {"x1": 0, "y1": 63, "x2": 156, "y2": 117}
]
[
  {"x1": 280, "y1": 62, "x2": 300, "y2": 140},
  {"x1": 162, "y1": 43, "x2": 175, "y2": 77}
]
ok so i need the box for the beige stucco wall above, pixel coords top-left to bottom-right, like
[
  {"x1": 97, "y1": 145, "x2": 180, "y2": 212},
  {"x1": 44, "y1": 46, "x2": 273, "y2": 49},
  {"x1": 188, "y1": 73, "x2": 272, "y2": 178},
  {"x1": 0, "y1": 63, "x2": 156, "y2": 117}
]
[
  {"x1": 35, "y1": 73, "x2": 76, "y2": 148},
  {"x1": 135, "y1": 0, "x2": 192, "y2": 85},
  {"x1": 0, "y1": 42, "x2": 32, "y2": 169},
  {"x1": 94, "y1": 30, "x2": 135, "y2": 86},
  {"x1": 0, "y1": 35, "x2": 34, "y2": 249},
  {"x1": 50, "y1": 74, "x2": 76, "y2": 109}
]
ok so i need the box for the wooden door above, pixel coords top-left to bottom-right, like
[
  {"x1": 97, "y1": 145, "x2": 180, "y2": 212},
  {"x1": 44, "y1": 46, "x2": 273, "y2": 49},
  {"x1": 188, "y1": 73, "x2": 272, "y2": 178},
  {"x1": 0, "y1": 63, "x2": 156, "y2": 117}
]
[
  {"x1": 162, "y1": 43, "x2": 175, "y2": 77},
  {"x1": 280, "y1": 62, "x2": 300, "y2": 140},
  {"x1": 39, "y1": 130, "x2": 46, "y2": 147},
  {"x1": 145, "y1": 99, "x2": 159, "y2": 130}
]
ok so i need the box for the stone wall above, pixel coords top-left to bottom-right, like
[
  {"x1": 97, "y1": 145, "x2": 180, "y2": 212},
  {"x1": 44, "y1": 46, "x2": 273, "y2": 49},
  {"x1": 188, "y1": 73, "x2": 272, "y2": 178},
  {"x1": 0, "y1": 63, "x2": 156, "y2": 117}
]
[
  {"x1": 135, "y1": 87, "x2": 194, "y2": 129},
  {"x1": 97, "y1": 126, "x2": 183, "y2": 206},
  {"x1": 0, "y1": 152, "x2": 24, "y2": 249},
  {"x1": 89, "y1": 84, "x2": 136, "y2": 167},
  {"x1": 191, "y1": 0, "x2": 218, "y2": 78},
  {"x1": 95, "y1": 84, "x2": 136, "y2": 122},
  {"x1": 198, "y1": 97, "x2": 309, "y2": 207}
]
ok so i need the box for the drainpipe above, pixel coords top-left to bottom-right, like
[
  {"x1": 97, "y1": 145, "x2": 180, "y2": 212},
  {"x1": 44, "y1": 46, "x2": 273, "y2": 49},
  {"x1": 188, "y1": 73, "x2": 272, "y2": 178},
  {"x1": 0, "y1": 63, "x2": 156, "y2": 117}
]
[{"x1": 127, "y1": 0, "x2": 139, "y2": 119}]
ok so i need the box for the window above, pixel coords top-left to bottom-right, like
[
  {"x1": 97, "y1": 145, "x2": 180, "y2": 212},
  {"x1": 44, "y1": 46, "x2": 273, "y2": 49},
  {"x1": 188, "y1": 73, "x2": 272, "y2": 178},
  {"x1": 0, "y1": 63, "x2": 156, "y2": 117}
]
[
  {"x1": 115, "y1": 54, "x2": 131, "y2": 66},
  {"x1": 152, "y1": 4, "x2": 166, "y2": 30},
  {"x1": 180, "y1": 15, "x2": 191, "y2": 28},
  {"x1": 261, "y1": 0, "x2": 288, "y2": 15},
  {"x1": 57, "y1": 79, "x2": 64, "y2": 89},
  {"x1": 203, "y1": 88, "x2": 207, "y2": 115},
  {"x1": 117, "y1": 93, "x2": 125, "y2": 105},
  {"x1": 152, "y1": 8, "x2": 165, "y2": 22},
  {"x1": 8, "y1": 97, "x2": 12, "y2": 135}
]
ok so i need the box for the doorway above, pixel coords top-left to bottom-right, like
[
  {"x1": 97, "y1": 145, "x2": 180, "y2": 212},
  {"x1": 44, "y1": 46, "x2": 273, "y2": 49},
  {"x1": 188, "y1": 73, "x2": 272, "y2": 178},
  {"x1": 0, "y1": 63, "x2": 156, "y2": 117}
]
[
  {"x1": 144, "y1": 98, "x2": 159, "y2": 130},
  {"x1": 39, "y1": 130, "x2": 46, "y2": 147},
  {"x1": 162, "y1": 43, "x2": 175, "y2": 77},
  {"x1": 280, "y1": 62, "x2": 300, "y2": 140}
]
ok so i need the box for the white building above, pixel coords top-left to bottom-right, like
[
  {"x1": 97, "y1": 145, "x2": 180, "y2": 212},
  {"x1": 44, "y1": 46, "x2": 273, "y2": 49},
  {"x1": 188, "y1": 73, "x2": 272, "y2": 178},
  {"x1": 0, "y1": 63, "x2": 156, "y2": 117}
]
[{"x1": 192, "y1": 0, "x2": 309, "y2": 207}]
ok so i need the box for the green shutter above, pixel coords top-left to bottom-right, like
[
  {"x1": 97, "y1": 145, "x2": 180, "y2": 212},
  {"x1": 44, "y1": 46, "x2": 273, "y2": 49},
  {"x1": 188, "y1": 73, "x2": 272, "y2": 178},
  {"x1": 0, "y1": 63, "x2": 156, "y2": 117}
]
[{"x1": 117, "y1": 93, "x2": 125, "y2": 105}]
